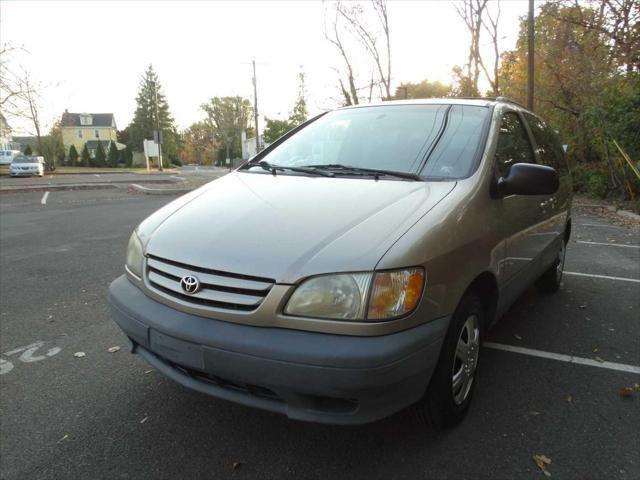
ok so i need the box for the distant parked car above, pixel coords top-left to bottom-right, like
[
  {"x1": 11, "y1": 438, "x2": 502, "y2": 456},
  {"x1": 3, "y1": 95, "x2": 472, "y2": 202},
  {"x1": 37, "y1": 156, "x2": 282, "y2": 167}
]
[
  {"x1": 109, "y1": 98, "x2": 572, "y2": 428},
  {"x1": 10, "y1": 156, "x2": 45, "y2": 177},
  {"x1": 0, "y1": 150, "x2": 22, "y2": 166}
]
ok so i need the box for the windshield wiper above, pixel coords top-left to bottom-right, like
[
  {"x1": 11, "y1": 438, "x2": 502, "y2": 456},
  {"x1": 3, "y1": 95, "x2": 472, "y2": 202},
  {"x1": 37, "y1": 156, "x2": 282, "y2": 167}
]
[
  {"x1": 248, "y1": 160, "x2": 334, "y2": 177},
  {"x1": 305, "y1": 164, "x2": 421, "y2": 181}
]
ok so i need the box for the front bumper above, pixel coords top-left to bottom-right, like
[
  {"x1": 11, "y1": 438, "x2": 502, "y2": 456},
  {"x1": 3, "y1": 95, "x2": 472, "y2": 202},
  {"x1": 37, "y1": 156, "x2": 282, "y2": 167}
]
[{"x1": 108, "y1": 275, "x2": 449, "y2": 425}]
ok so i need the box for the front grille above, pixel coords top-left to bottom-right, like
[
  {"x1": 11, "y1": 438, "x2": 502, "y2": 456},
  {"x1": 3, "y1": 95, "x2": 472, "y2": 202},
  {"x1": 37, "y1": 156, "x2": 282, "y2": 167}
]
[{"x1": 145, "y1": 255, "x2": 275, "y2": 311}]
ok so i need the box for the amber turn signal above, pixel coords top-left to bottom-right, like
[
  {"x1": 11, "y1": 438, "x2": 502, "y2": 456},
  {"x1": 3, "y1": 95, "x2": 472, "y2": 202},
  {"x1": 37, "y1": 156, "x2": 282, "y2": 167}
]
[{"x1": 367, "y1": 268, "x2": 425, "y2": 320}]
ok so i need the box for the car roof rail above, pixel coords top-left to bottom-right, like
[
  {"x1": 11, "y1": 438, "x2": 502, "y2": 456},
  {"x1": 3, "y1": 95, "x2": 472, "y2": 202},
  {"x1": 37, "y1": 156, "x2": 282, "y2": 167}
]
[
  {"x1": 495, "y1": 96, "x2": 528, "y2": 109},
  {"x1": 448, "y1": 96, "x2": 529, "y2": 110},
  {"x1": 452, "y1": 96, "x2": 496, "y2": 101}
]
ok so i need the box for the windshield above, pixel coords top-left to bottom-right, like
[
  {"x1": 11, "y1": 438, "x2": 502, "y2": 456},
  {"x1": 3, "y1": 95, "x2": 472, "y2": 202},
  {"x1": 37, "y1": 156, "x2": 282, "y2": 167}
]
[
  {"x1": 249, "y1": 104, "x2": 489, "y2": 179},
  {"x1": 12, "y1": 156, "x2": 35, "y2": 164}
]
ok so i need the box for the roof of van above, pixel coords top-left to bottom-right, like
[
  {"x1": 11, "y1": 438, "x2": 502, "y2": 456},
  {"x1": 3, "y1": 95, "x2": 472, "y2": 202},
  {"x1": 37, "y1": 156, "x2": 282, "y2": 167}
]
[{"x1": 338, "y1": 97, "x2": 527, "y2": 110}]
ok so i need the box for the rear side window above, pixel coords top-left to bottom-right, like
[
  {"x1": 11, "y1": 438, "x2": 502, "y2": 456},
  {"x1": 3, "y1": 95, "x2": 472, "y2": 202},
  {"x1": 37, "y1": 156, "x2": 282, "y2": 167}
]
[
  {"x1": 494, "y1": 112, "x2": 535, "y2": 176},
  {"x1": 523, "y1": 113, "x2": 568, "y2": 174}
]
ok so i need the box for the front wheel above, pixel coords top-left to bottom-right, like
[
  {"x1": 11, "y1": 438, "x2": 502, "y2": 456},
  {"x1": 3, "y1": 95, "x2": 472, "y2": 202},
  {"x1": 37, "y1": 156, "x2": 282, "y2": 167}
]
[
  {"x1": 414, "y1": 294, "x2": 483, "y2": 429},
  {"x1": 536, "y1": 239, "x2": 566, "y2": 293}
]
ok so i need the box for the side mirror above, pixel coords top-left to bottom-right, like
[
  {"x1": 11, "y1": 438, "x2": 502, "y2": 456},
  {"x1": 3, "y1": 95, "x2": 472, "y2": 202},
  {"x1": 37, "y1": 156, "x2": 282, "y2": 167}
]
[{"x1": 497, "y1": 163, "x2": 559, "y2": 196}]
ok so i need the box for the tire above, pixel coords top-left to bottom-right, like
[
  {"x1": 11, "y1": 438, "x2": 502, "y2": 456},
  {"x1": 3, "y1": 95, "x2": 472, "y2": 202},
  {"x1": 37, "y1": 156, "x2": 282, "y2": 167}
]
[
  {"x1": 414, "y1": 294, "x2": 484, "y2": 429},
  {"x1": 536, "y1": 239, "x2": 566, "y2": 294}
]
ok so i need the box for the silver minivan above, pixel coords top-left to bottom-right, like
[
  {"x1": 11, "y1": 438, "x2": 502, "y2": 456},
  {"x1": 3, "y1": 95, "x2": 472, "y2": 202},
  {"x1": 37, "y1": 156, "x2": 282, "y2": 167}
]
[{"x1": 109, "y1": 98, "x2": 571, "y2": 427}]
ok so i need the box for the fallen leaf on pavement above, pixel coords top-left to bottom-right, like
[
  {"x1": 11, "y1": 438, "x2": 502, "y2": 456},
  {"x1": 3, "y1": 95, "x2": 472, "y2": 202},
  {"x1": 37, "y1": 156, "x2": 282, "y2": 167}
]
[
  {"x1": 73, "y1": 352, "x2": 86, "y2": 358},
  {"x1": 565, "y1": 394, "x2": 572, "y2": 402},
  {"x1": 619, "y1": 387, "x2": 634, "y2": 397},
  {"x1": 107, "y1": 346, "x2": 120, "y2": 353},
  {"x1": 233, "y1": 462, "x2": 242, "y2": 470},
  {"x1": 514, "y1": 334, "x2": 523, "y2": 340},
  {"x1": 533, "y1": 455, "x2": 552, "y2": 477}
]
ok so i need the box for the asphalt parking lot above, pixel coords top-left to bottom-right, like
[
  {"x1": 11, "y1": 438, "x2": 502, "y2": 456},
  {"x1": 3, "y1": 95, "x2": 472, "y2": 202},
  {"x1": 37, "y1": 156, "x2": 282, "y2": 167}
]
[{"x1": 1, "y1": 187, "x2": 638, "y2": 479}]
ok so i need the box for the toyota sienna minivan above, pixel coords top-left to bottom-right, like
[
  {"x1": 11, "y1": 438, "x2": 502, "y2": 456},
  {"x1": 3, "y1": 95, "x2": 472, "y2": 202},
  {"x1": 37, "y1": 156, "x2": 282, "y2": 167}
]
[{"x1": 108, "y1": 98, "x2": 571, "y2": 427}]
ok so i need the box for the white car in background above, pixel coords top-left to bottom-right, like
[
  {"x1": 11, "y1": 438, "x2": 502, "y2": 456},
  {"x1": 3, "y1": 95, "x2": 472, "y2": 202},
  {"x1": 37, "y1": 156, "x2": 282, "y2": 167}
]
[
  {"x1": 10, "y1": 156, "x2": 45, "y2": 177},
  {"x1": 0, "y1": 150, "x2": 21, "y2": 166}
]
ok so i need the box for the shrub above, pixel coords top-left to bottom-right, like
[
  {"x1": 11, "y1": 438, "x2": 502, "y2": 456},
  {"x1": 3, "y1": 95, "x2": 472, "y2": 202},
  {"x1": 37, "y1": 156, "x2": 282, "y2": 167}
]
[
  {"x1": 81, "y1": 144, "x2": 91, "y2": 167},
  {"x1": 68, "y1": 145, "x2": 79, "y2": 166},
  {"x1": 170, "y1": 158, "x2": 183, "y2": 167},
  {"x1": 95, "y1": 142, "x2": 107, "y2": 167},
  {"x1": 107, "y1": 141, "x2": 119, "y2": 167},
  {"x1": 572, "y1": 163, "x2": 609, "y2": 198}
]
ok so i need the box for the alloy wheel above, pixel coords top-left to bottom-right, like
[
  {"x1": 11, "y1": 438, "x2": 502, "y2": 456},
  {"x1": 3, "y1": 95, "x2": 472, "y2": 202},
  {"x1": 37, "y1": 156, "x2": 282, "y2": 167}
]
[{"x1": 452, "y1": 315, "x2": 480, "y2": 405}]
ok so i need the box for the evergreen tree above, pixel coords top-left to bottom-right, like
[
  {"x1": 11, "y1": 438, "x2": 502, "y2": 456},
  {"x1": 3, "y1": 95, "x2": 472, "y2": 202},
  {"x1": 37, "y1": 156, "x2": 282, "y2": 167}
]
[
  {"x1": 289, "y1": 70, "x2": 308, "y2": 127},
  {"x1": 123, "y1": 144, "x2": 133, "y2": 167},
  {"x1": 107, "y1": 141, "x2": 119, "y2": 167},
  {"x1": 127, "y1": 65, "x2": 179, "y2": 165},
  {"x1": 68, "y1": 145, "x2": 79, "y2": 166},
  {"x1": 81, "y1": 144, "x2": 91, "y2": 167},
  {"x1": 23, "y1": 144, "x2": 33, "y2": 155},
  {"x1": 95, "y1": 141, "x2": 106, "y2": 167}
]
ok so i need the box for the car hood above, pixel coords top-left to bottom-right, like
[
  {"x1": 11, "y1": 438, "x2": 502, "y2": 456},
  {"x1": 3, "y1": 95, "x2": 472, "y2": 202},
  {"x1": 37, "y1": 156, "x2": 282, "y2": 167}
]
[{"x1": 143, "y1": 172, "x2": 456, "y2": 283}]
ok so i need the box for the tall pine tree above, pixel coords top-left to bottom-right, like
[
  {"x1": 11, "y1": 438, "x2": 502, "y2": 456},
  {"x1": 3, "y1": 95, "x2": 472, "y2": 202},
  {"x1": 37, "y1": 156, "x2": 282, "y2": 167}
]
[
  {"x1": 107, "y1": 141, "x2": 119, "y2": 167},
  {"x1": 127, "y1": 65, "x2": 179, "y2": 164},
  {"x1": 289, "y1": 70, "x2": 308, "y2": 127},
  {"x1": 95, "y1": 141, "x2": 107, "y2": 167},
  {"x1": 81, "y1": 144, "x2": 91, "y2": 167},
  {"x1": 68, "y1": 145, "x2": 79, "y2": 166}
]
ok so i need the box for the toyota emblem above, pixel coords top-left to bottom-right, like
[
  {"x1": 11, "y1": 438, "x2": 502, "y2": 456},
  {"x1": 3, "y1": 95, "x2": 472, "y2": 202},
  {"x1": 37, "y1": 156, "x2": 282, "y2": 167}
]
[{"x1": 180, "y1": 275, "x2": 200, "y2": 294}]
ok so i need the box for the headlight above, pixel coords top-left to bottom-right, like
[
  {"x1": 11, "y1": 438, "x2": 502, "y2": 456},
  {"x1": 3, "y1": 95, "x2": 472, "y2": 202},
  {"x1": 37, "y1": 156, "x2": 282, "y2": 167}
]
[
  {"x1": 284, "y1": 268, "x2": 425, "y2": 321},
  {"x1": 284, "y1": 273, "x2": 372, "y2": 320},
  {"x1": 125, "y1": 231, "x2": 144, "y2": 278}
]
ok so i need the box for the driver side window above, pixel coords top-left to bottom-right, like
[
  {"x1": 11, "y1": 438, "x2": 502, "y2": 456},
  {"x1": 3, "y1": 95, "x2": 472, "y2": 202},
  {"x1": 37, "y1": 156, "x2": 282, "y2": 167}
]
[{"x1": 495, "y1": 112, "x2": 535, "y2": 177}]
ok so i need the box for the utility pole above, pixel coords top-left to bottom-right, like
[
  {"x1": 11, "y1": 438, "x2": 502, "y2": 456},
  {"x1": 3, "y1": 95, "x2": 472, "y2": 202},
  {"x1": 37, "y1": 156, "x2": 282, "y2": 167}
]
[
  {"x1": 154, "y1": 80, "x2": 163, "y2": 171},
  {"x1": 527, "y1": 0, "x2": 535, "y2": 111},
  {"x1": 252, "y1": 59, "x2": 260, "y2": 154}
]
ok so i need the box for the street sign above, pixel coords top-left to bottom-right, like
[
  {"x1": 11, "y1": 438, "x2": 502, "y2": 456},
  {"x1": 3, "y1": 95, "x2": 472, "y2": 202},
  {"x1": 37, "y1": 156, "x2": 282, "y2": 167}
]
[
  {"x1": 143, "y1": 139, "x2": 159, "y2": 157},
  {"x1": 153, "y1": 130, "x2": 164, "y2": 145}
]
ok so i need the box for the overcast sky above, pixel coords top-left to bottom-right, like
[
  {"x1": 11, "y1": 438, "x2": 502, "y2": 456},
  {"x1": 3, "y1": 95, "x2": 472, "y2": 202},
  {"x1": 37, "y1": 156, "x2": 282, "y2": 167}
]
[{"x1": 1, "y1": 0, "x2": 531, "y2": 135}]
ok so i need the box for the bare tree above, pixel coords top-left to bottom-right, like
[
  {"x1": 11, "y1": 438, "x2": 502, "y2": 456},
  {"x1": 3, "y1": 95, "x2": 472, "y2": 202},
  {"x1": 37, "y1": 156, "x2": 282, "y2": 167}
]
[
  {"x1": 480, "y1": 2, "x2": 501, "y2": 96},
  {"x1": 454, "y1": 0, "x2": 503, "y2": 96},
  {"x1": 455, "y1": 0, "x2": 488, "y2": 96},
  {"x1": 325, "y1": 2, "x2": 360, "y2": 105},
  {"x1": 337, "y1": 0, "x2": 392, "y2": 99},
  {"x1": 0, "y1": 44, "x2": 28, "y2": 116}
]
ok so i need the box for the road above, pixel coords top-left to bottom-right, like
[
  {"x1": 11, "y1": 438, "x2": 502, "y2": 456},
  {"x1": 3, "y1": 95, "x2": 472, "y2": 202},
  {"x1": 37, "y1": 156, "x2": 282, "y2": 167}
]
[
  {"x1": 1, "y1": 187, "x2": 639, "y2": 479},
  {"x1": 0, "y1": 166, "x2": 227, "y2": 191}
]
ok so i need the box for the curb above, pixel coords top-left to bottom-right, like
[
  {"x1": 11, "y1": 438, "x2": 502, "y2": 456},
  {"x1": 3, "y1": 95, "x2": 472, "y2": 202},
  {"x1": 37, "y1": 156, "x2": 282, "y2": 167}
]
[
  {"x1": 128, "y1": 183, "x2": 192, "y2": 195},
  {"x1": 617, "y1": 210, "x2": 640, "y2": 222},
  {"x1": 0, "y1": 183, "x2": 119, "y2": 194}
]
